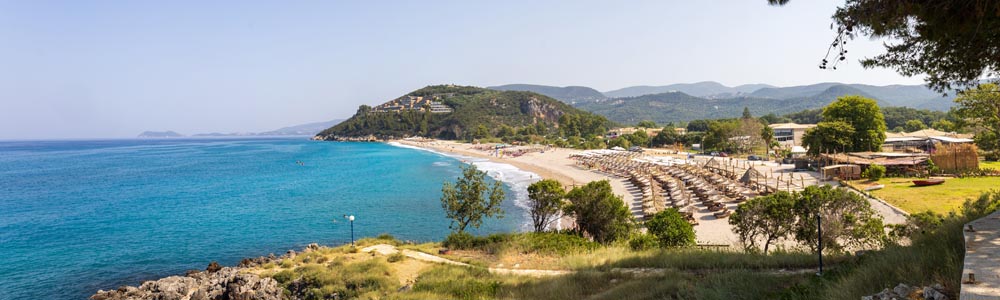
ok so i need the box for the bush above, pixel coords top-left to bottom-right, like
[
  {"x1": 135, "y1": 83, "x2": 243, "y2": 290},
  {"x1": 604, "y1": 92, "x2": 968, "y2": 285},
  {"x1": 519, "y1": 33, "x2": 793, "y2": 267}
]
[
  {"x1": 387, "y1": 252, "x2": 406, "y2": 263},
  {"x1": 645, "y1": 208, "x2": 696, "y2": 247},
  {"x1": 862, "y1": 164, "x2": 886, "y2": 181},
  {"x1": 628, "y1": 234, "x2": 658, "y2": 251}
]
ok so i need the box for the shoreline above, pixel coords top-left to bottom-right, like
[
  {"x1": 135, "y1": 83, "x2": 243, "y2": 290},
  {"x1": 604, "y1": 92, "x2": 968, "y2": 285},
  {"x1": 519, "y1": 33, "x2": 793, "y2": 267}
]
[{"x1": 391, "y1": 139, "x2": 645, "y2": 232}]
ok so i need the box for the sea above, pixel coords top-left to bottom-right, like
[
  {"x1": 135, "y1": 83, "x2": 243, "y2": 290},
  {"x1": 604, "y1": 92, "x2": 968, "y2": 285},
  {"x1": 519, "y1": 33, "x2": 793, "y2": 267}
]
[{"x1": 0, "y1": 137, "x2": 537, "y2": 300}]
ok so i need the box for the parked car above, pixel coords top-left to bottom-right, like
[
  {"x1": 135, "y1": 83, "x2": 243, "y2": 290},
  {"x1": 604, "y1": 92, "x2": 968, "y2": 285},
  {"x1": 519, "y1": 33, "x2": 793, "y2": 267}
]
[
  {"x1": 718, "y1": 152, "x2": 728, "y2": 157},
  {"x1": 747, "y1": 155, "x2": 761, "y2": 161},
  {"x1": 710, "y1": 151, "x2": 719, "y2": 156}
]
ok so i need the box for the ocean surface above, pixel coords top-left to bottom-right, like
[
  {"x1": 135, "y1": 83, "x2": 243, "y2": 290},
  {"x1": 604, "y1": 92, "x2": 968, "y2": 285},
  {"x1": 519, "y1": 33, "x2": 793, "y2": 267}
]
[{"x1": 0, "y1": 138, "x2": 535, "y2": 300}]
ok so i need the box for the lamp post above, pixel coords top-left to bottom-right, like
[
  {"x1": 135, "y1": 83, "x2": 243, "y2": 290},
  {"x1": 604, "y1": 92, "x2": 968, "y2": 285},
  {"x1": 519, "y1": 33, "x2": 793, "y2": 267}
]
[
  {"x1": 344, "y1": 214, "x2": 355, "y2": 246},
  {"x1": 816, "y1": 212, "x2": 823, "y2": 276}
]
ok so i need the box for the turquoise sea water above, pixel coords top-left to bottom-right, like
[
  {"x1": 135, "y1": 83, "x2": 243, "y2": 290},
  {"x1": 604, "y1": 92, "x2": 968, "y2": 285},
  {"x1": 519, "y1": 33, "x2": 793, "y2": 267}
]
[{"x1": 0, "y1": 138, "x2": 530, "y2": 300}]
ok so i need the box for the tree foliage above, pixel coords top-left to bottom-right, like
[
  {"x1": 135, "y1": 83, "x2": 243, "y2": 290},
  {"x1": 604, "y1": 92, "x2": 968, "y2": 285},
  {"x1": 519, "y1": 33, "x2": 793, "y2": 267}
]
[
  {"x1": 862, "y1": 164, "x2": 886, "y2": 181},
  {"x1": 563, "y1": 180, "x2": 634, "y2": 244},
  {"x1": 645, "y1": 208, "x2": 696, "y2": 247},
  {"x1": 802, "y1": 121, "x2": 855, "y2": 155},
  {"x1": 730, "y1": 192, "x2": 797, "y2": 254},
  {"x1": 636, "y1": 120, "x2": 658, "y2": 128},
  {"x1": 792, "y1": 185, "x2": 886, "y2": 254},
  {"x1": 954, "y1": 83, "x2": 1000, "y2": 159},
  {"x1": 774, "y1": 0, "x2": 1000, "y2": 93},
  {"x1": 820, "y1": 95, "x2": 887, "y2": 152},
  {"x1": 440, "y1": 164, "x2": 505, "y2": 233},
  {"x1": 527, "y1": 179, "x2": 566, "y2": 233}
]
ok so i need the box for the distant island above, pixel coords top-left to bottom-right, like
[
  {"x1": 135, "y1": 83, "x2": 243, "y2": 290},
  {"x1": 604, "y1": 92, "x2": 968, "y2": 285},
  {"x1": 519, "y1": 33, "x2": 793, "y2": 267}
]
[
  {"x1": 137, "y1": 131, "x2": 183, "y2": 138},
  {"x1": 138, "y1": 119, "x2": 344, "y2": 138}
]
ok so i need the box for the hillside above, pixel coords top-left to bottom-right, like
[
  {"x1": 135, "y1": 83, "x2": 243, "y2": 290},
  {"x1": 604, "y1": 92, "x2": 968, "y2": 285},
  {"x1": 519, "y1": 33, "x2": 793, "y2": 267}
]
[
  {"x1": 137, "y1": 131, "x2": 183, "y2": 138},
  {"x1": 316, "y1": 85, "x2": 612, "y2": 141},
  {"x1": 488, "y1": 84, "x2": 606, "y2": 104},
  {"x1": 257, "y1": 119, "x2": 344, "y2": 136},
  {"x1": 602, "y1": 81, "x2": 777, "y2": 98},
  {"x1": 575, "y1": 86, "x2": 875, "y2": 124}
]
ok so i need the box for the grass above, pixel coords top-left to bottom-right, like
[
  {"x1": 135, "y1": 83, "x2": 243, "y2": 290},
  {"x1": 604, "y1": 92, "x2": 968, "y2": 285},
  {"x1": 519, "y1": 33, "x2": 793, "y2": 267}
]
[
  {"x1": 980, "y1": 160, "x2": 1000, "y2": 170},
  {"x1": 249, "y1": 190, "x2": 1000, "y2": 300},
  {"x1": 849, "y1": 176, "x2": 1000, "y2": 213}
]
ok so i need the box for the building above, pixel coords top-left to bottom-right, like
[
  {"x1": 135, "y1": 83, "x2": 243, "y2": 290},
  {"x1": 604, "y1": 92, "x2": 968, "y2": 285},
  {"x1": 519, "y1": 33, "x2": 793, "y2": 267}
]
[
  {"x1": 769, "y1": 123, "x2": 816, "y2": 147},
  {"x1": 882, "y1": 129, "x2": 974, "y2": 153},
  {"x1": 372, "y1": 96, "x2": 453, "y2": 114},
  {"x1": 606, "y1": 127, "x2": 667, "y2": 139}
]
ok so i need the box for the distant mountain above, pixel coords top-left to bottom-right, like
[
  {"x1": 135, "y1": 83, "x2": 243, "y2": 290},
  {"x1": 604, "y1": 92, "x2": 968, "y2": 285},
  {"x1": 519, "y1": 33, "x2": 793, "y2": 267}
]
[
  {"x1": 750, "y1": 83, "x2": 952, "y2": 110},
  {"x1": 602, "y1": 81, "x2": 778, "y2": 98},
  {"x1": 257, "y1": 119, "x2": 344, "y2": 136},
  {"x1": 317, "y1": 85, "x2": 611, "y2": 141},
  {"x1": 187, "y1": 119, "x2": 345, "y2": 137},
  {"x1": 138, "y1": 131, "x2": 183, "y2": 138},
  {"x1": 575, "y1": 85, "x2": 886, "y2": 125},
  {"x1": 488, "y1": 84, "x2": 606, "y2": 104}
]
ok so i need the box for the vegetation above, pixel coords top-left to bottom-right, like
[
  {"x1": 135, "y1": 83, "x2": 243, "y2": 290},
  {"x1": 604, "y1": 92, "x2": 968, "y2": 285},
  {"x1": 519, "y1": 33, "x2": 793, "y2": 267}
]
[
  {"x1": 317, "y1": 85, "x2": 613, "y2": 148},
  {"x1": 563, "y1": 180, "x2": 634, "y2": 244},
  {"x1": 862, "y1": 164, "x2": 886, "y2": 181},
  {"x1": 793, "y1": 185, "x2": 886, "y2": 253},
  {"x1": 773, "y1": 0, "x2": 1000, "y2": 93},
  {"x1": 440, "y1": 164, "x2": 505, "y2": 232},
  {"x1": 821, "y1": 95, "x2": 887, "y2": 152},
  {"x1": 730, "y1": 192, "x2": 796, "y2": 254},
  {"x1": 526, "y1": 179, "x2": 566, "y2": 233},
  {"x1": 644, "y1": 208, "x2": 696, "y2": 247},
  {"x1": 849, "y1": 177, "x2": 1000, "y2": 214},
  {"x1": 801, "y1": 121, "x2": 855, "y2": 155},
  {"x1": 954, "y1": 83, "x2": 1000, "y2": 160}
]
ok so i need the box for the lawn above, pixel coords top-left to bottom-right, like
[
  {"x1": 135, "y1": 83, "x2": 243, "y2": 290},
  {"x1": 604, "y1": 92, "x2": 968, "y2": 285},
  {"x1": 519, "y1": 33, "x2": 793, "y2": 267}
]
[
  {"x1": 980, "y1": 160, "x2": 1000, "y2": 170},
  {"x1": 850, "y1": 176, "x2": 1000, "y2": 214}
]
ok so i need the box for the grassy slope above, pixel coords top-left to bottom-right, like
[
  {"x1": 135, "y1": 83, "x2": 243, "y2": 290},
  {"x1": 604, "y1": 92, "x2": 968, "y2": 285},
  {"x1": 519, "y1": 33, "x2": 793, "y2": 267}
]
[{"x1": 849, "y1": 177, "x2": 1000, "y2": 214}]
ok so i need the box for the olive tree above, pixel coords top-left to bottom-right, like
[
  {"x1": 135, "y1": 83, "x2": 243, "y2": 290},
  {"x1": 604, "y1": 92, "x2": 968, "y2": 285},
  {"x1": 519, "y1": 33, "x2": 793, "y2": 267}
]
[
  {"x1": 527, "y1": 179, "x2": 565, "y2": 232},
  {"x1": 440, "y1": 164, "x2": 505, "y2": 232}
]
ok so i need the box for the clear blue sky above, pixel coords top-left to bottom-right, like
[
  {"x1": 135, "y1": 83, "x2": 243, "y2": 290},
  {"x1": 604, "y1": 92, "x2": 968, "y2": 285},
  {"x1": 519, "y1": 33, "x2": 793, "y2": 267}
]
[{"x1": 0, "y1": 0, "x2": 925, "y2": 139}]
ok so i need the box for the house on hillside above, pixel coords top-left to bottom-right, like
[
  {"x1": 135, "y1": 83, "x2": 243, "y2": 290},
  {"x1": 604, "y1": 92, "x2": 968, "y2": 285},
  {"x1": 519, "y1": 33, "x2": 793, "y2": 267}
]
[{"x1": 769, "y1": 123, "x2": 816, "y2": 148}]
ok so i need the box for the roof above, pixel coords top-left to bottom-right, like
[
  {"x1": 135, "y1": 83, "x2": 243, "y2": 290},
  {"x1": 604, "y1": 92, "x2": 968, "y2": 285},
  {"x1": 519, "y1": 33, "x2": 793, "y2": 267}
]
[
  {"x1": 887, "y1": 129, "x2": 974, "y2": 139},
  {"x1": 930, "y1": 136, "x2": 975, "y2": 143},
  {"x1": 769, "y1": 123, "x2": 817, "y2": 130},
  {"x1": 791, "y1": 146, "x2": 807, "y2": 153}
]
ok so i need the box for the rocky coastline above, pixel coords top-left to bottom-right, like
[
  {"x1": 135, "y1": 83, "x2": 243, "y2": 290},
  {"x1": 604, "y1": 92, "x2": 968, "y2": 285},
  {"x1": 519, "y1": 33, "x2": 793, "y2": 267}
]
[{"x1": 90, "y1": 244, "x2": 323, "y2": 300}]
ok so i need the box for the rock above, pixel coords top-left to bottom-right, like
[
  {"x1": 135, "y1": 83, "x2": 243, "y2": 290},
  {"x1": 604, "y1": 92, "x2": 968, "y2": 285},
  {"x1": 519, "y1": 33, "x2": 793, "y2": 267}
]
[
  {"x1": 923, "y1": 286, "x2": 948, "y2": 300},
  {"x1": 285, "y1": 250, "x2": 296, "y2": 259},
  {"x1": 893, "y1": 283, "x2": 914, "y2": 298},
  {"x1": 304, "y1": 243, "x2": 320, "y2": 252},
  {"x1": 89, "y1": 267, "x2": 281, "y2": 300}
]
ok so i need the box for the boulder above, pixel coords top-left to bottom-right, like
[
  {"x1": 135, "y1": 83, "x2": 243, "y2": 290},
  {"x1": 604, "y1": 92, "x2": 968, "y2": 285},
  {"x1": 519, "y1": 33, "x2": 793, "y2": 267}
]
[{"x1": 89, "y1": 267, "x2": 281, "y2": 300}]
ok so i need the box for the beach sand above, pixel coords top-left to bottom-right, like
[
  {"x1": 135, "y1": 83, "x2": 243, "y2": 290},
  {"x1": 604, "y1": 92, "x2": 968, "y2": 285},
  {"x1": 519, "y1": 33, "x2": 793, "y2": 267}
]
[{"x1": 395, "y1": 139, "x2": 739, "y2": 245}]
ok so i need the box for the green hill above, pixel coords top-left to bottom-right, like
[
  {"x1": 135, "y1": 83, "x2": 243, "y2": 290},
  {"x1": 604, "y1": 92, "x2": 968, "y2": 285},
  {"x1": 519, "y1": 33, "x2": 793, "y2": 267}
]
[
  {"x1": 488, "y1": 84, "x2": 607, "y2": 104},
  {"x1": 316, "y1": 85, "x2": 612, "y2": 141}
]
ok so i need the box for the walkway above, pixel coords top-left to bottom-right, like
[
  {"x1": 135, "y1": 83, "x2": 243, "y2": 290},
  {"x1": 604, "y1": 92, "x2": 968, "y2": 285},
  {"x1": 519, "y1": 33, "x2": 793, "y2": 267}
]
[{"x1": 962, "y1": 209, "x2": 1000, "y2": 300}]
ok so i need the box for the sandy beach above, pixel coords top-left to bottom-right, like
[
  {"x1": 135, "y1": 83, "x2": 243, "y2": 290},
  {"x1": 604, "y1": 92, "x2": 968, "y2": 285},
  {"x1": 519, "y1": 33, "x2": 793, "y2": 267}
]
[{"x1": 394, "y1": 139, "x2": 741, "y2": 245}]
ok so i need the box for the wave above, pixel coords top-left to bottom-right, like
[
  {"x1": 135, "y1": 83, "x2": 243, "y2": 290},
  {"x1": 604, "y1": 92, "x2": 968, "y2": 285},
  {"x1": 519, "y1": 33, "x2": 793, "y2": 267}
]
[{"x1": 387, "y1": 142, "x2": 542, "y2": 231}]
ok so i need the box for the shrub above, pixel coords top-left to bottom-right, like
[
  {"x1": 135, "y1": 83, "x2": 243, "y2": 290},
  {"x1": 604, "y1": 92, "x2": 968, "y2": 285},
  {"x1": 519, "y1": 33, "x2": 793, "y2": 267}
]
[
  {"x1": 347, "y1": 246, "x2": 359, "y2": 254},
  {"x1": 628, "y1": 234, "x2": 658, "y2": 251},
  {"x1": 862, "y1": 164, "x2": 886, "y2": 181},
  {"x1": 645, "y1": 208, "x2": 696, "y2": 247},
  {"x1": 387, "y1": 252, "x2": 406, "y2": 263}
]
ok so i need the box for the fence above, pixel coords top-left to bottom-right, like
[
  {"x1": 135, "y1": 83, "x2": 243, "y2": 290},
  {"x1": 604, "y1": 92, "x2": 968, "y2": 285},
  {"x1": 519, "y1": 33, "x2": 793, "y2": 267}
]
[{"x1": 930, "y1": 143, "x2": 979, "y2": 173}]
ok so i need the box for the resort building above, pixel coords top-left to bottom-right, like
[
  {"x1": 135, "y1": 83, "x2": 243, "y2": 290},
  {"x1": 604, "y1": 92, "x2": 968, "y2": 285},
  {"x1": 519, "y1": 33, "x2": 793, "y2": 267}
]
[
  {"x1": 768, "y1": 123, "x2": 816, "y2": 147},
  {"x1": 372, "y1": 95, "x2": 453, "y2": 113},
  {"x1": 881, "y1": 129, "x2": 974, "y2": 153}
]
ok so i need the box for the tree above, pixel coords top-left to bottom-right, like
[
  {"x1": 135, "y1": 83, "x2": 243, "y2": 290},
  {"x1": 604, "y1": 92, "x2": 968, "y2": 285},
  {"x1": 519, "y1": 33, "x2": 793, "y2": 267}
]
[
  {"x1": 625, "y1": 130, "x2": 649, "y2": 147},
  {"x1": 771, "y1": 1, "x2": 1000, "y2": 93},
  {"x1": 792, "y1": 185, "x2": 886, "y2": 253},
  {"x1": 652, "y1": 127, "x2": 680, "y2": 147},
  {"x1": 564, "y1": 180, "x2": 634, "y2": 244},
  {"x1": 645, "y1": 208, "x2": 696, "y2": 247},
  {"x1": 801, "y1": 121, "x2": 855, "y2": 155},
  {"x1": 440, "y1": 165, "x2": 505, "y2": 232},
  {"x1": 761, "y1": 125, "x2": 775, "y2": 158},
  {"x1": 636, "y1": 120, "x2": 657, "y2": 128},
  {"x1": 608, "y1": 136, "x2": 631, "y2": 149},
  {"x1": 703, "y1": 120, "x2": 738, "y2": 152},
  {"x1": 954, "y1": 84, "x2": 1000, "y2": 159},
  {"x1": 527, "y1": 179, "x2": 566, "y2": 233},
  {"x1": 742, "y1": 107, "x2": 753, "y2": 119},
  {"x1": 686, "y1": 119, "x2": 711, "y2": 132},
  {"x1": 931, "y1": 119, "x2": 957, "y2": 132},
  {"x1": 822, "y1": 96, "x2": 887, "y2": 152},
  {"x1": 904, "y1": 119, "x2": 927, "y2": 132},
  {"x1": 862, "y1": 164, "x2": 886, "y2": 181},
  {"x1": 730, "y1": 192, "x2": 797, "y2": 254}
]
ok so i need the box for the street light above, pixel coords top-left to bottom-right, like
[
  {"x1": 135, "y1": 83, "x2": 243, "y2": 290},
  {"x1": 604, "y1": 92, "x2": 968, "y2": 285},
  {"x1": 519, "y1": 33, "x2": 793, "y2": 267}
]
[
  {"x1": 343, "y1": 214, "x2": 356, "y2": 246},
  {"x1": 816, "y1": 212, "x2": 823, "y2": 276}
]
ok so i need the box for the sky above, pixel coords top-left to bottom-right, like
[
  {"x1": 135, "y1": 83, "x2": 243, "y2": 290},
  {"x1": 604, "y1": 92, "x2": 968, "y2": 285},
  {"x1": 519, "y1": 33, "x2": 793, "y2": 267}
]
[{"x1": 0, "y1": 1, "x2": 927, "y2": 139}]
